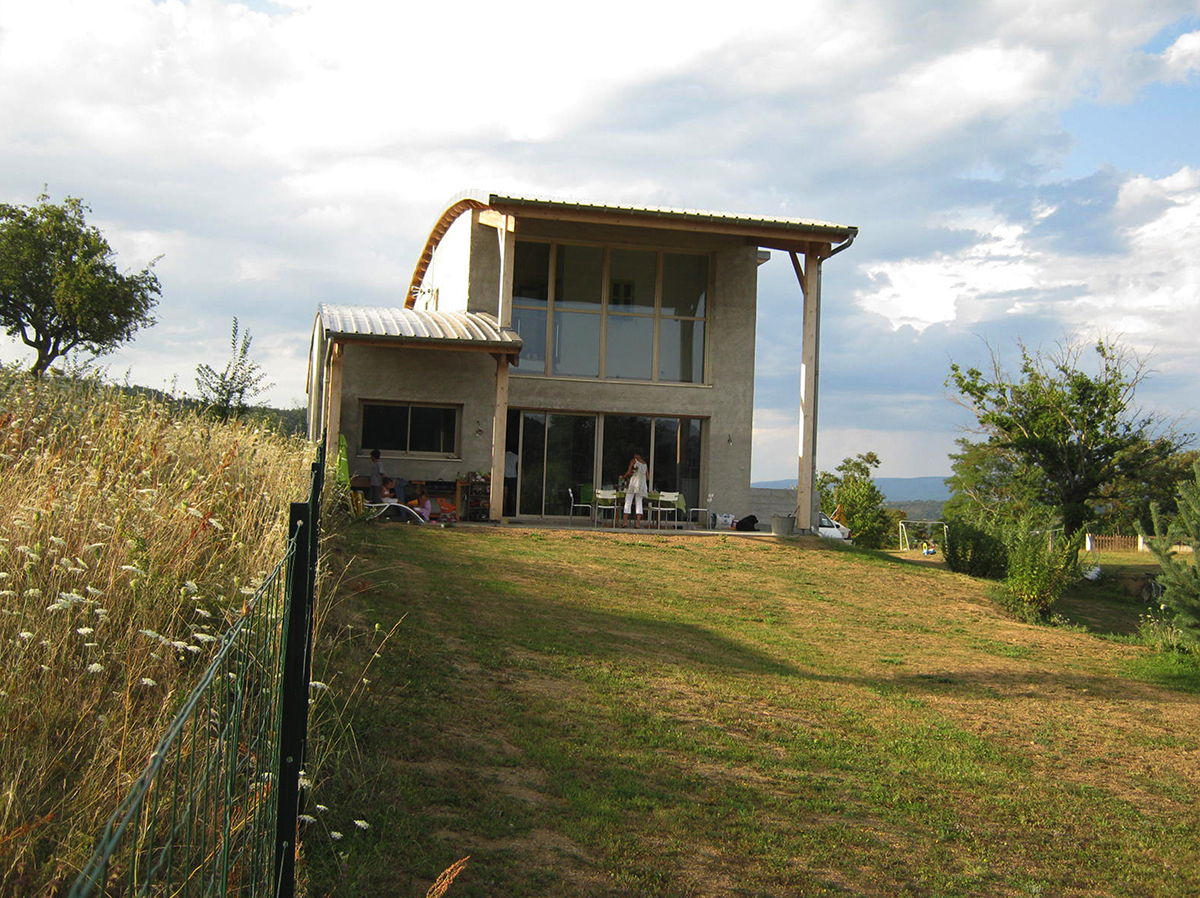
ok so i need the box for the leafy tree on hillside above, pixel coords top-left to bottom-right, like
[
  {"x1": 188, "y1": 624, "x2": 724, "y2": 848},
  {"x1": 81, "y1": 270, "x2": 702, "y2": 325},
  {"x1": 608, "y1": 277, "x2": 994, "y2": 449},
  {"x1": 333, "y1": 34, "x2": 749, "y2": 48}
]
[
  {"x1": 817, "y1": 452, "x2": 890, "y2": 548},
  {"x1": 195, "y1": 318, "x2": 273, "y2": 421},
  {"x1": 0, "y1": 193, "x2": 160, "y2": 376},
  {"x1": 947, "y1": 337, "x2": 1187, "y2": 537},
  {"x1": 943, "y1": 437, "x2": 1052, "y2": 529}
]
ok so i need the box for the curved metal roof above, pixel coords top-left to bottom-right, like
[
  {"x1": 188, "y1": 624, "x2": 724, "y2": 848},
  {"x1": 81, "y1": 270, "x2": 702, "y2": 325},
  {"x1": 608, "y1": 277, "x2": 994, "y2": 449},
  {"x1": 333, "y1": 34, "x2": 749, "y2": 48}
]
[{"x1": 318, "y1": 304, "x2": 521, "y2": 353}]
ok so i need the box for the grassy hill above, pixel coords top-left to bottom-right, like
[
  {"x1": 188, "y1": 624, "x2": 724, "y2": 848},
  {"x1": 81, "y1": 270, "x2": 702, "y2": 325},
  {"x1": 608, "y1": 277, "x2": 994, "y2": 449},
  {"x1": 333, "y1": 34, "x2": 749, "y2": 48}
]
[{"x1": 305, "y1": 526, "x2": 1200, "y2": 897}]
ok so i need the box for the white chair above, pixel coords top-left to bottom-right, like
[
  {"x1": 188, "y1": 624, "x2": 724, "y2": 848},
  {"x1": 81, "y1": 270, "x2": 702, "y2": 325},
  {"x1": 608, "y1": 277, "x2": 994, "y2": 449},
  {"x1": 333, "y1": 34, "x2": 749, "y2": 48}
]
[
  {"x1": 690, "y1": 493, "x2": 714, "y2": 529},
  {"x1": 568, "y1": 487, "x2": 595, "y2": 525},
  {"x1": 653, "y1": 491, "x2": 681, "y2": 529},
  {"x1": 594, "y1": 489, "x2": 619, "y2": 527}
]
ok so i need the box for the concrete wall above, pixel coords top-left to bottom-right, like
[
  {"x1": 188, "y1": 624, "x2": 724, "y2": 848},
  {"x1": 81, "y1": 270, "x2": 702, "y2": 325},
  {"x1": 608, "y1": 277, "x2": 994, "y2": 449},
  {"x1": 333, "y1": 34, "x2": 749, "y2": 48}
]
[{"x1": 337, "y1": 342, "x2": 497, "y2": 483}]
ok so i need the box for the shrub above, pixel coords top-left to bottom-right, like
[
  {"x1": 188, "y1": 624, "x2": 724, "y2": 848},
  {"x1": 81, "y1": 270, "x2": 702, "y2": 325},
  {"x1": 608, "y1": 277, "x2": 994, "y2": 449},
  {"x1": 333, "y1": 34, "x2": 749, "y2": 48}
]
[
  {"x1": 943, "y1": 519, "x2": 1008, "y2": 579},
  {"x1": 999, "y1": 525, "x2": 1083, "y2": 622},
  {"x1": 1140, "y1": 461, "x2": 1200, "y2": 648}
]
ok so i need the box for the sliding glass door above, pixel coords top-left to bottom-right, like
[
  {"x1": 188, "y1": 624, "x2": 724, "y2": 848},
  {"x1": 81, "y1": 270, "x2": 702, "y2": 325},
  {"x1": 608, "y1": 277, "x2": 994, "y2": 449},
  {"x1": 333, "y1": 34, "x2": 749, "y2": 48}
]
[{"x1": 510, "y1": 410, "x2": 704, "y2": 516}]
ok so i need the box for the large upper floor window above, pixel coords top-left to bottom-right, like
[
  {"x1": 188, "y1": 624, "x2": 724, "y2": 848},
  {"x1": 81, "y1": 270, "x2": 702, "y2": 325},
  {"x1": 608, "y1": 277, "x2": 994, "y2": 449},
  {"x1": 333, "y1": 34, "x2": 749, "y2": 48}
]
[
  {"x1": 361, "y1": 402, "x2": 459, "y2": 456},
  {"x1": 511, "y1": 240, "x2": 708, "y2": 383}
]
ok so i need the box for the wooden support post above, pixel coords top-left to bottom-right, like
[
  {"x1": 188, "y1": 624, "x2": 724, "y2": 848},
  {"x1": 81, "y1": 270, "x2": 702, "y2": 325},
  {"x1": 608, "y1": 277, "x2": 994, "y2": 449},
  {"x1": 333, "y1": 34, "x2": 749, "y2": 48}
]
[
  {"x1": 323, "y1": 343, "x2": 343, "y2": 462},
  {"x1": 793, "y1": 249, "x2": 823, "y2": 534},
  {"x1": 489, "y1": 223, "x2": 516, "y2": 520}
]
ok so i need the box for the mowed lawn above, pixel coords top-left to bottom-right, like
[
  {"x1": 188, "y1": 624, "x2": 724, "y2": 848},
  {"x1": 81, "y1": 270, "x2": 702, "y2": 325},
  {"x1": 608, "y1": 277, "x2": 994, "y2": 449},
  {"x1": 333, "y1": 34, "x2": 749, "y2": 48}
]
[{"x1": 305, "y1": 526, "x2": 1200, "y2": 898}]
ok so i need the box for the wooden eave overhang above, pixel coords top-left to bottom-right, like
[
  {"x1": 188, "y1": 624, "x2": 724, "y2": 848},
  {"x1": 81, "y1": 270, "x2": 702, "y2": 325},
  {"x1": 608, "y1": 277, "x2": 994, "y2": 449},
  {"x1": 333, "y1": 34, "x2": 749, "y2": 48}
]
[{"x1": 405, "y1": 191, "x2": 858, "y2": 308}]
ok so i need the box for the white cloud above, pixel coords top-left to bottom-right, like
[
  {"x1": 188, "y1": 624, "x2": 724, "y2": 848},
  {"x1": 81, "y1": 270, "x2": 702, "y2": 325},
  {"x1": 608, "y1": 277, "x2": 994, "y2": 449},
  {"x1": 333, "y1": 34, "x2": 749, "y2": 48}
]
[
  {"x1": 854, "y1": 166, "x2": 1200, "y2": 351},
  {"x1": 3, "y1": 0, "x2": 1200, "y2": 477}
]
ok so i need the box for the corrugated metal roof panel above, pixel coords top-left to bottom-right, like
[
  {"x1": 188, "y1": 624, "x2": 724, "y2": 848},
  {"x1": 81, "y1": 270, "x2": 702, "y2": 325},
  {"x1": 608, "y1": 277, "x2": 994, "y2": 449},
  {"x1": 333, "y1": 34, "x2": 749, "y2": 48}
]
[
  {"x1": 318, "y1": 304, "x2": 521, "y2": 350},
  {"x1": 485, "y1": 192, "x2": 857, "y2": 238}
]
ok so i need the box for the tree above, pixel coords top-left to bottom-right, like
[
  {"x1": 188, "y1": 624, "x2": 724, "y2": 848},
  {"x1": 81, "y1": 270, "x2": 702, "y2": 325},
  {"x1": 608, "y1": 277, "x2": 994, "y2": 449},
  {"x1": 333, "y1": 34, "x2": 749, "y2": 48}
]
[
  {"x1": 943, "y1": 437, "x2": 1052, "y2": 529},
  {"x1": 195, "y1": 318, "x2": 273, "y2": 420},
  {"x1": 948, "y1": 338, "x2": 1187, "y2": 537},
  {"x1": 0, "y1": 193, "x2": 159, "y2": 376},
  {"x1": 817, "y1": 452, "x2": 890, "y2": 548},
  {"x1": 1141, "y1": 461, "x2": 1200, "y2": 647}
]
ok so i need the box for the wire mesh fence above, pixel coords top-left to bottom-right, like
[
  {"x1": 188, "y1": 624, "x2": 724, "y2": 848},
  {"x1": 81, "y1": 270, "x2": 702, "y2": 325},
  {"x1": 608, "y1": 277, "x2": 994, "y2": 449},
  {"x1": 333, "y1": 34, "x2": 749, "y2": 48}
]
[{"x1": 67, "y1": 446, "x2": 325, "y2": 898}]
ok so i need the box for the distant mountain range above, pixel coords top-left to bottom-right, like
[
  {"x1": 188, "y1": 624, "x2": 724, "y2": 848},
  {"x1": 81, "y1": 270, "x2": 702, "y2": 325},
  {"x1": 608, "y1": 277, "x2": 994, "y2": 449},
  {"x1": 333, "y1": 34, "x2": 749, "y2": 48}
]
[{"x1": 752, "y1": 476, "x2": 951, "y2": 502}]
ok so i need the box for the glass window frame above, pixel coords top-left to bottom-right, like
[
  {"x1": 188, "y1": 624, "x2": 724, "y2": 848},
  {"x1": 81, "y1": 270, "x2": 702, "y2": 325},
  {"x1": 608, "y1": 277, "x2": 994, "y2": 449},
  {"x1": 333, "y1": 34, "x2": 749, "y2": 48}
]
[
  {"x1": 511, "y1": 239, "x2": 710, "y2": 384},
  {"x1": 360, "y1": 401, "x2": 461, "y2": 457}
]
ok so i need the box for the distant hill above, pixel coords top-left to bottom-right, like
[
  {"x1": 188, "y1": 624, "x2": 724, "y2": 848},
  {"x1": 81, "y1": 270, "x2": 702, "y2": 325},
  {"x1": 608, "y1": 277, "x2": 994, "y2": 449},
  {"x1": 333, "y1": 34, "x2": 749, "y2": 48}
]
[{"x1": 751, "y1": 476, "x2": 950, "y2": 502}]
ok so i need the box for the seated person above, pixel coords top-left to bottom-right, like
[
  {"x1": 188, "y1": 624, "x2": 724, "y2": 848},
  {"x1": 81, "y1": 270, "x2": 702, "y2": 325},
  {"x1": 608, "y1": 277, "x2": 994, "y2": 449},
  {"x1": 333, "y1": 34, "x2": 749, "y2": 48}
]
[{"x1": 409, "y1": 487, "x2": 433, "y2": 522}]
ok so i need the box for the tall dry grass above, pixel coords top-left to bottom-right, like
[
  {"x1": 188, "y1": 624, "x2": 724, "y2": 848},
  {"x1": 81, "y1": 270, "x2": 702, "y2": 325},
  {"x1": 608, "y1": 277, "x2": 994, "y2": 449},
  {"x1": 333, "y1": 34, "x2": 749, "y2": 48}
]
[{"x1": 0, "y1": 365, "x2": 314, "y2": 895}]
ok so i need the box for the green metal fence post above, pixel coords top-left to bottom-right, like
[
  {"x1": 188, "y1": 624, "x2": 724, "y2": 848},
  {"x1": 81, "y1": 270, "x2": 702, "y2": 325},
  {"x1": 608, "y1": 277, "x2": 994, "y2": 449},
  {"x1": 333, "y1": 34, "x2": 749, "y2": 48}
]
[{"x1": 273, "y1": 501, "x2": 313, "y2": 898}]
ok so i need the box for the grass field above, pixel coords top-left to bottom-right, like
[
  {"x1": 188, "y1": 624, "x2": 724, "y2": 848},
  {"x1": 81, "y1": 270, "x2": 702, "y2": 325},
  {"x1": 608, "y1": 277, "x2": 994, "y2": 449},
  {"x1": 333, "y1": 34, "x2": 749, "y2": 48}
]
[{"x1": 304, "y1": 525, "x2": 1200, "y2": 898}]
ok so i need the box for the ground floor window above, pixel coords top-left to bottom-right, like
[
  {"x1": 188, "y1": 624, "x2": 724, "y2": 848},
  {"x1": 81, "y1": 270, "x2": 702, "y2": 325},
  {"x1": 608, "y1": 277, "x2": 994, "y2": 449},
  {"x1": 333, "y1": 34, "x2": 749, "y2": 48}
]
[
  {"x1": 361, "y1": 402, "x2": 459, "y2": 455},
  {"x1": 506, "y1": 409, "x2": 703, "y2": 516}
]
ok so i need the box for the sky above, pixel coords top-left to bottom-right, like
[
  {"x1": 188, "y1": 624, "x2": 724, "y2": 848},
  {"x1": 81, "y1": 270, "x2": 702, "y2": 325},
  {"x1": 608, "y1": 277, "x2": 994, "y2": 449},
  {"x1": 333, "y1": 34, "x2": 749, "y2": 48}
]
[{"x1": 1, "y1": 0, "x2": 1198, "y2": 481}]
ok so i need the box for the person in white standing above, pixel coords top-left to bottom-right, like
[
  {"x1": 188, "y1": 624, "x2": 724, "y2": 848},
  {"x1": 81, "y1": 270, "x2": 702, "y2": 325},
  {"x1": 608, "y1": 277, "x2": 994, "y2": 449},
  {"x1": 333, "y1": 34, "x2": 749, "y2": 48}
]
[{"x1": 621, "y1": 448, "x2": 649, "y2": 528}]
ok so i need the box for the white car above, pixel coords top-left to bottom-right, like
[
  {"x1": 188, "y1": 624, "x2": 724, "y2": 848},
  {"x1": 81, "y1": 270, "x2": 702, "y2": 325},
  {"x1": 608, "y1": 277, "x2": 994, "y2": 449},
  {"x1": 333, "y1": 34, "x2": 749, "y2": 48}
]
[{"x1": 817, "y1": 512, "x2": 852, "y2": 542}]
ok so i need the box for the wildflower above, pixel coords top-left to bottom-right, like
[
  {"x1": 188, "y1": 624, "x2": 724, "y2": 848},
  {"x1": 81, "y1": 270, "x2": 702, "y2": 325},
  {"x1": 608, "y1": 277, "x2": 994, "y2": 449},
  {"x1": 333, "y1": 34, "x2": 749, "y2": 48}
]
[
  {"x1": 316, "y1": 804, "x2": 328, "y2": 813},
  {"x1": 84, "y1": 642, "x2": 98, "y2": 648},
  {"x1": 136, "y1": 488, "x2": 157, "y2": 496},
  {"x1": 353, "y1": 819, "x2": 370, "y2": 830},
  {"x1": 309, "y1": 681, "x2": 329, "y2": 691},
  {"x1": 86, "y1": 586, "x2": 105, "y2": 597},
  {"x1": 49, "y1": 536, "x2": 66, "y2": 547},
  {"x1": 0, "y1": 590, "x2": 14, "y2": 598},
  {"x1": 139, "y1": 629, "x2": 163, "y2": 640},
  {"x1": 239, "y1": 586, "x2": 256, "y2": 596},
  {"x1": 84, "y1": 543, "x2": 105, "y2": 553},
  {"x1": 18, "y1": 631, "x2": 33, "y2": 641},
  {"x1": 184, "y1": 580, "x2": 198, "y2": 593},
  {"x1": 76, "y1": 627, "x2": 95, "y2": 636},
  {"x1": 0, "y1": 572, "x2": 8, "y2": 579},
  {"x1": 120, "y1": 564, "x2": 145, "y2": 575},
  {"x1": 299, "y1": 814, "x2": 316, "y2": 825},
  {"x1": 330, "y1": 831, "x2": 343, "y2": 841},
  {"x1": 186, "y1": 645, "x2": 201, "y2": 654},
  {"x1": 86, "y1": 663, "x2": 104, "y2": 674},
  {"x1": 195, "y1": 607, "x2": 211, "y2": 618},
  {"x1": 140, "y1": 678, "x2": 157, "y2": 687},
  {"x1": 192, "y1": 633, "x2": 218, "y2": 644},
  {"x1": 25, "y1": 588, "x2": 40, "y2": 598}
]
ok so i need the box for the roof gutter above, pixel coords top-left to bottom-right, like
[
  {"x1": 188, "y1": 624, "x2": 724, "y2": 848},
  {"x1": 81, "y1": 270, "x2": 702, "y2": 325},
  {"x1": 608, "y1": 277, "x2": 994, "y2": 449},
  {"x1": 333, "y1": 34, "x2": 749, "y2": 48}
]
[{"x1": 827, "y1": 231, "x2": 856, "y2": 258}]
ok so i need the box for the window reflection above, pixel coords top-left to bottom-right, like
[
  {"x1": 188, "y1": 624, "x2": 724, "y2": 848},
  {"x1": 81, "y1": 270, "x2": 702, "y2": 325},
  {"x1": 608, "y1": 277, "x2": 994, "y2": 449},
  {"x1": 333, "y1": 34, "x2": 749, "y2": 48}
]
[
  {"x1": 605, "y1": 315, "x2": 653, "y2": 380},
  {"x1": 662, "y1": 253, "x2": 707, "y2": 317},
  {"x1": 553, "y1": 312, "x2": 601, "y2": 377},
  {"x1": 512, "y1": 307, "x2": 546, "y2": 374},
  {"x1": 658, "y1": 319, "x2": 704, "y2": 383}
]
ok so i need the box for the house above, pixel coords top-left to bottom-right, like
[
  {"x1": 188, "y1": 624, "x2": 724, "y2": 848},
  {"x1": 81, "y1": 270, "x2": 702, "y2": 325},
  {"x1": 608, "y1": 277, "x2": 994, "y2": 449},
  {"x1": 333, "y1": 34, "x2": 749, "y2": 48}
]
[{"x1": 307, "y1": 191, "x2": 856, "y2": 529}]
